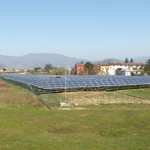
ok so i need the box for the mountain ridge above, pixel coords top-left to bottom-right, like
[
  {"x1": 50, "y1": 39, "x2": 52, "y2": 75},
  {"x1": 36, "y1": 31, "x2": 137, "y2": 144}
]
[{"x1": 0, "y1": 53, "x2": 149, "y2": 69}]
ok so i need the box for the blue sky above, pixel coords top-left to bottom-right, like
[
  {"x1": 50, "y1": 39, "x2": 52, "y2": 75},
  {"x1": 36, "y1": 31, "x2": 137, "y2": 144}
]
[{"x1": 0, "y1": 0, "x2": 150, "y2": 61}]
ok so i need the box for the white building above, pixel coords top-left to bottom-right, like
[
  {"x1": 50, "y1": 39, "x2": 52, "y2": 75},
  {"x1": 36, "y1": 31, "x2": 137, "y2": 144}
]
[
  {"x1": 0, "y1": 69, "x2": 3, "y2": 72},
  {"x1": 116, "y1": 69, "x2": 143, "y2": 76},
  {"x1": 107, "y1": 63, "x2": 144, "y2": 75}
]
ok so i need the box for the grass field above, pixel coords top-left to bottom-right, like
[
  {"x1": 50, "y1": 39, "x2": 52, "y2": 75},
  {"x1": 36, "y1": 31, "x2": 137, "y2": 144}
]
[
  {"x1": 120, "y1": 88, "x2": 150, "y2": 99},
  {"x1": 0, "y1": 79, "x2": 150, "y2": 149}
]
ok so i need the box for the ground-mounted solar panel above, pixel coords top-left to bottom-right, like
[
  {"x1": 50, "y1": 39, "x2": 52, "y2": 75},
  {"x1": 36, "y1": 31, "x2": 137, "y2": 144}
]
[
  {"x1": 115, "y1": 80, "x2": 125, "y2": 85},
  {"x1": 84, "y1": 81, "x2": 93, "y2": 87},
  {"x1": 108, "y1": 81, "x2": 115, "y2": 86},
  {"x1": 90, "y1": 80, "x2": 98, "y2": 86},
  {"x1": 66, "y1": 82, "x2": 74, "y2": 87},
  {"x1": 101, "y1": 79, "x2": 109, "y2": 86},
  {"x1": 2, "y1": 74, "x2": 150, "y2": 90},
  {"x1": 43, "y1": 85, "x2": 50, "y2": 89},
  {"x1": 78, "y1": 82, "x2": 86, "y2": 87},
  {"x1": 55, "y1": 86, "x2": 62, "y2": 89},
  {"x1": 38, "y1": 84, "x2": 43, "y2": 88},
  {"x1": 114, "y1": 82, "x2": 120, "y2": 85},
  {"x1": 95, "y1": 80, "x2": 104, "y2": 86}
]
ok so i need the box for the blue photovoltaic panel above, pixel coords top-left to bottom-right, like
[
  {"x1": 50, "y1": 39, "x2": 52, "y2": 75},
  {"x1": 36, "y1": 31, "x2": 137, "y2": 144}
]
[{"x1": 2, "y1": 74, "x2": 150, "y2": 90}]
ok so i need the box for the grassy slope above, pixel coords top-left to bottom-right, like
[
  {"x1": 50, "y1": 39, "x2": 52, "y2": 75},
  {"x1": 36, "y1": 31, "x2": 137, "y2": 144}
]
[{"x1": 0, "y1": 79, "x2": 150, "y2": 149}]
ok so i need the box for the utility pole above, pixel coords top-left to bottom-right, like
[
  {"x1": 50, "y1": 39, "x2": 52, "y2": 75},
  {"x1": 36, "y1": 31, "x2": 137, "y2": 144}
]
[{"x1": 65, "y1": 66, "x2": 67, "y2": 105}]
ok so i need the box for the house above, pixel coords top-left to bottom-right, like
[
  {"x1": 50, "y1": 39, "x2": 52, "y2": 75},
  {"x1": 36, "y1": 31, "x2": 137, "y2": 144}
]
[
  {"x1": 97, "y1": 70, "x2": 105, "y2": 75},
  {"x1": 94, "y1": 64, "x2": 111, "y2": 75},
  {"x1": 66, "y1": 67, "x2": 71, "y2": 75},
  {"x1": 100, "y1": 64, "x2": 111, "y2": 75},
  {"x1": 94, "y1": 64, "x2": 101, "y2": 74},
  {"x1": 108, "y1": 63, "x2": 144, "y2": 75},
  {"x1": 116, "y1": 69, "x2": 143, "y2": 76},
  {"x1": 94, "y1": 62, "x2": 144, "y2": 75},
  {"x1": 75, "y1": 63, "x2": 85, "y2": 75},
  {"x1": 22, "y1": 69, "x2": 28, "y2": 72},
  {"x1": 6, "y1": 69, "x2": 14, "y2": 73},
  {"x1": 15, "y1": 69, "x2": 22, "y2": 73},
  {"x1": 30, "y1": 68, "x2": 35, "y2": 73}
]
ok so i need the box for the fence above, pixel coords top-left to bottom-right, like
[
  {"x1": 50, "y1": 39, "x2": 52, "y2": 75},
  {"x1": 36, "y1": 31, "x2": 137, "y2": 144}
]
[
  {"x1": 40, "y1": 89, "x2": 150, "y2": 108},
  {"x1": 0, "y1": 77, "x2": 52, "y2": 110},
  {"x1": 1, "y1": 77, "x2": 150, "y2": 109}
]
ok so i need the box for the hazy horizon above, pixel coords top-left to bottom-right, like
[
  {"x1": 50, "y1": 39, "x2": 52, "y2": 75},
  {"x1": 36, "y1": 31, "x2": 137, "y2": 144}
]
[{"x1": 0, "y1": 0, "x2": 150, "y2": 60}]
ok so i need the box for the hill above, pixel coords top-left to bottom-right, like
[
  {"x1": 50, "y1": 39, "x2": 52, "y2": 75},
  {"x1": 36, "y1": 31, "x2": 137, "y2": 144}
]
[
  {"x1": 0, "y1": 53, "x2": 93, "y2": 69},
  {"x1": 133, "y1": 56, "x2": 150, "y2": 64},
  {"x1": 0, "y1": 53, "x2": 148, "y2": 69}
]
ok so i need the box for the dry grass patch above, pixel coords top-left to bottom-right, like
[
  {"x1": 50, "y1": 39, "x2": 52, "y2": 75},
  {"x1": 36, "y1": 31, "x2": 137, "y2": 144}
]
[
  {"x1": 0, "y1": 79, "x2": 45, "y2": 109},
  {"x1": 0, "y1": 81, "x2": 12, "y2": 94},
  {"x1": 57, "y1": 90, "x2": 150, "y2": 106}
]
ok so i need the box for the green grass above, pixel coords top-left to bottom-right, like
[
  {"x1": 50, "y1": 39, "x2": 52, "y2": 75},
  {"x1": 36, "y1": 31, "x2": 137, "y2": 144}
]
[
  {"x1": 0, "y1": 107, "x2": 150, "y2": 149},
  {"x1": 41, "y1": 93, "x2": 60, "y2": 106},
  {"x1": 121, "y1": 88, "x2": 150, "y2": 99},
  {"x1": 1, "y1": 79, "x2": 150, "y2": 149},
  {"x1": 104, "y1": 88, "x2": 150, "y2": 102},
  {"x1": 105, "y1": 91, "x2": 130, "y2": 99}
]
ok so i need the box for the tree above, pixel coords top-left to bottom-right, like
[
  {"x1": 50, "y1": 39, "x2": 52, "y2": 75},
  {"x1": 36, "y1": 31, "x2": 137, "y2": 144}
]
[
  {"x1": 3, "y1": 68, "x2": 6, "y2": 72},
  {"x1": 144, "y1": 59, "x2": 150, "y2": 75},
  {"x1": 44, "y1": 64, "x2": 53, "y2": 72},
  {"x1": 125, "y1": 57, "x2": 129, "y2": 63},
  {"x1": 79, "y1": 68, "x2": 86, "y2": 75},
  {"x1": 130, "y1": 58, "x2": 134, "y2": 63},
  {"x1": 56, "y1": 67, "x2": 69, "y2": 75},
  {"x1": 70, "y1": 68, "x2": 75, "y2": 75},
  {"x1": 34, "y1": 67, "x2": 41, "y2": 72},
  {"x1": 85, "y1": 62, "x2": 94, "y2": 69},
  {"x1": 84, "y1": 62, "x2": 96, "y2": 75}
]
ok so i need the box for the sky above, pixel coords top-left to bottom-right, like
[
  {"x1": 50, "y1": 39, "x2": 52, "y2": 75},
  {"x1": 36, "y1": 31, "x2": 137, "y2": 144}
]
[{"x1": 0, "y1": 0, "x2": 150, "y2": 61}]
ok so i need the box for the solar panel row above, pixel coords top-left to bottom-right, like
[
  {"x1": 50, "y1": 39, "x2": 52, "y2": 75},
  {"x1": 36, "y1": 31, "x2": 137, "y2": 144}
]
[{"x1": 3, "y1": 74, "x2": 150, "y2": 89}]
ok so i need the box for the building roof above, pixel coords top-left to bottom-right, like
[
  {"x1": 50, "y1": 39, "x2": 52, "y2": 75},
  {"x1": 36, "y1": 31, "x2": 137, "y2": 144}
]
[
  {"x1": 6, "y1": 69, "x2": 14, "y2": 72},
  {"x1": 109, "y1": 63, "x2": 144, "y2": 66},
  {"x1": 122, "y1": 63, "x2": 144, "y2": 66},
  {"x1": 94, "y1": 64, "x2": 109, "y2": 66},
  {"x1": 94, "y1": 63, "x2": 144, "y2": 66}
]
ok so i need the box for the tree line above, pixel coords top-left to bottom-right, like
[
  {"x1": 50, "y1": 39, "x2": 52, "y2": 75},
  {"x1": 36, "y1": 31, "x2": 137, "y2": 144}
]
[
  {"x1": 1, "y1": 59, "x2": 150, "y2": 75},
  {"x1": 144, "y1": 59, "x2": 150, "y2": 75},
  {"x1": 34, "y1": 64, "x2": 70, "y2": 75},
  {"x1": 124, "y1": 57, "x2": 134, "y2": 63},
  {"x1": 124, "y1": 57, "x2": 150, "y2": 75},
  {"x1": 78, "y1": 61, "x2": 96, "y2": 75}
]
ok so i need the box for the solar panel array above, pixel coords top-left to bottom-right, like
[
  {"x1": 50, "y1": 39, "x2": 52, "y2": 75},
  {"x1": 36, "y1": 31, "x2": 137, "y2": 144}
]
[{"x1": 2, "y1": 74, "x2": 150, "y2": 90}]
